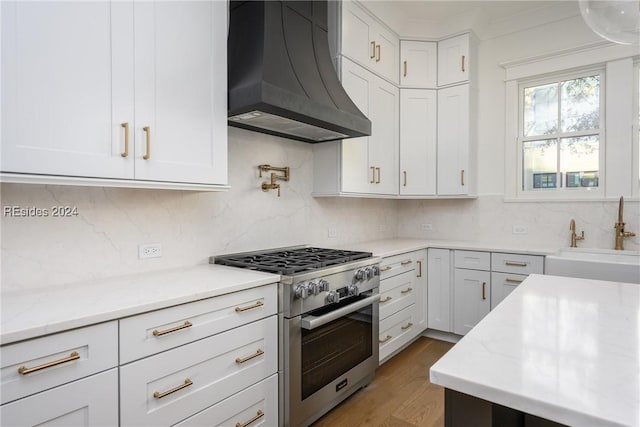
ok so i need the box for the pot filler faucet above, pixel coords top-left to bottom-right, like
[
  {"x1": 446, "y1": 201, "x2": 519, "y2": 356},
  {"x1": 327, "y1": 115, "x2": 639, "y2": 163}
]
[{"x1": 614, "y1": 196, "x2": 636, "y2": 250}]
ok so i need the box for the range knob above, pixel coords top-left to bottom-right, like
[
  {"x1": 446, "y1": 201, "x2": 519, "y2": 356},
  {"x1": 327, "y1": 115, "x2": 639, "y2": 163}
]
[
  {"x1": 307, "y1": 281, "x2": 319, "y2": 296},
  {"x1": 354, "y1": 269, "x2": 365, "y2": 281},
  {"x1": 326, "y1": 291, "x2": 340, "y2": 304},
  {"x1": 365, "y1": 267, "x2": 374, "y2": 279},
  {"x1": 372, "y1": 265, "x2": 380, "y2": 276},
  {"x1": 294, "y1": 283, "x2": 308, "y2": 299},
  {"x1": 348, "y1": 284, "x2": 358, "y2": 296},
  {"x1": 317, "y1": 279, "x2": 329, "y2": 293}
]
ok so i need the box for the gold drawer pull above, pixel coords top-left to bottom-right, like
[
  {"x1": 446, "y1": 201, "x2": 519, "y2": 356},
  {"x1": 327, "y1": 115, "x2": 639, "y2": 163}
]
[
  {"x1": 370, "y1": 166, "x2": 376, "y2": 184},
  {"x1": 380, "y1": 296, "x2": 392, "y2": 303},
  {"x1": 380, "y1": 266, "x2": 392, "y2": 272},
  {"x1": 379, "y1": 335, "x2": 392, "y2": 343},
  {"x1": 143, "y1": 126, "x2": 151, "y2": 160},
  {"x1": 401, "y1": 287, "x2": 413, "y2": 294},
  {"x1": 153, "y1": 378, "x2": 193, "y2": 399},
  {"x1": 18, "y1": 351, "x2": 80, "y2": 375},
  {"x1": 370, "y1": 41, "x2": 376, "y2": 59},
  {"x1": 375, "y1": 167, "x2": 381, "y2": 184},
  {"x1": 417, "y1": 260, "x2": 423, "y2": 278},
  {"x1": 401, "y1": 260, "x2": 412, "y2": 265},
  {"x1": 375, "y1": 44, "x2": 381, "y2": 62},
  {"x1": 505, "y1": 278, "x2": 524, "y2": 284},
  {"x1": 236, "y1": 349, "x2": 264, "y2": 364},
  {"x1": 461, "y1": 169, "x2": 465, "y2": 186},
  {"x1": 403, "y1": 171, "x2": 407, "y2": 187},
  {"x1": 153, "y1": 321, "x2": 192, "y2": 337},
  {"x1": 235, "y1": 301, "x2": 264, "y2": 312},
  {"x1": 505, "y1": 261, "x2": 527, "y2": 267},
  {"x1": 121, "y1": 122, "x2": 129, "y2": 158},
  {"x1": 482, "y1": 282, "x2": 486, "y2": 300},
  {"x1": 461, "y1": 55, "x2": 465, "y2": 72},
  {"x1": 401, "y1": 322, "x2": 413, "y2": 330},
  {"x1": 236, "y1": 410, "x2": 265, "y2": 427},
  {"x1": 403, "y1": 60, "x2": 407, "y2": 77}
]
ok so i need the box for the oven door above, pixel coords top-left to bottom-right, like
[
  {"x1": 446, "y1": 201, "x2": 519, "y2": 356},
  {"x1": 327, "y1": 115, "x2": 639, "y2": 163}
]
[{"x1": 285, "y1": 291, "x2": 379, "y2": 427}]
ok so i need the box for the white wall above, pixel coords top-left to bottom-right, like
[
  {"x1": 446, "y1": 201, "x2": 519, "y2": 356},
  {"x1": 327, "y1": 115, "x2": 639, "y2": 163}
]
[{"x1": 1, "y1": 128, "x2": 398, "y2": 291}]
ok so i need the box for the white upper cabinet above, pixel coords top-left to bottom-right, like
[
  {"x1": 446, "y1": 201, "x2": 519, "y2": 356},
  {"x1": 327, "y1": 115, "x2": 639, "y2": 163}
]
[
  {"x1": 1, "y1": 1, "x2": 134, "y2": 179},
  {"x1": 341, "y1": 1, "x2": 399, "y2": 84},
  {"x1": 400, "y1": 89, "x2": 437, "y2": 196},
  {"x1": 438, "y1": 34, "x2": 471, "y2": 86},
  {"x1": 437, "y1": 84, "x2": 471, "y2": 195},
  {"x1": 400, "y1": 41, "x2": 437, "y2": 88},
  {"x1": 1, "y1": 0, "x2": 228, "y2": 189}
]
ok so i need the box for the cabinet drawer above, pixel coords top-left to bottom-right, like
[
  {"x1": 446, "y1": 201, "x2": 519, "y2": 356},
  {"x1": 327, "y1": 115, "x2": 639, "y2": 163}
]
[
  {"x1": 379, "y1": 271, "x2": 416, "y2": 320},
  {"x1": 492, "y1": 253, "x2": 544, "y2": 275},
  {"x1": 120, "y1": 283, "x2": 277, "y2": 363},
  {"x1": 380, "y1": 252, "x2": 417, "y2": 280},
  {"x1": 120, "y1": 316, "x2": 277, "y2": 426},
  {"x1": 1, "y1": 321, "x2": 118, "y2": 404},
  {"x1": 379, "y1": 304, "x2": 418, "y2": 363},
  {"x1": 174, "y1": 373, "x2": 278, "y2": 427},
  {"x1": 1, "y1": 369, "x2": 118, "y2": 427},
  {"x1": 454, "y1": 250, "x2": 490, "y2": 270},
  {"x1": 491, "y1": 272, "x2": 527, "y2": 310}
]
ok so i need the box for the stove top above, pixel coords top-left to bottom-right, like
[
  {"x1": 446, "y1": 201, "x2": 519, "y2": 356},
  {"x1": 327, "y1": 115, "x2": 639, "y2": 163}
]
[{"x1": 212, "y1": 246, "x2": 373, "y2": 275}]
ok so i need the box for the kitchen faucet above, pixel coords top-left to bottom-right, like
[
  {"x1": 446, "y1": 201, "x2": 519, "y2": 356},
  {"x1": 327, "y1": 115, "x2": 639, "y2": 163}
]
[
  {"x1": 569, "y1": 219, "x2": 584, "y2": 248},
  {"x1": 614, "y1": 196, "x2": 636, "y2": 250}
]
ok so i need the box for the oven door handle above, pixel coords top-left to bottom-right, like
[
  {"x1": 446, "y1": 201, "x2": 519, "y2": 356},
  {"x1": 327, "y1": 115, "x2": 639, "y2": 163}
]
[{"x1": 300, "y1": 294, "x2": 380, "y2": 330}]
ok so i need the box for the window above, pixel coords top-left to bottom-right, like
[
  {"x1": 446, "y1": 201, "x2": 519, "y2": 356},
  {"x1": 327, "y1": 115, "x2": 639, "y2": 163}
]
[{"x1": 518, "y1": 71, "x2": 604, "y2": 195}]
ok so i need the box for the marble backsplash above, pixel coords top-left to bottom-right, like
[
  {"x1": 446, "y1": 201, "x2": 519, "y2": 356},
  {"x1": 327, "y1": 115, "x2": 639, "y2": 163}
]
[{"x1": 1, "y1": 127, "x2": 638, "y2": 291}]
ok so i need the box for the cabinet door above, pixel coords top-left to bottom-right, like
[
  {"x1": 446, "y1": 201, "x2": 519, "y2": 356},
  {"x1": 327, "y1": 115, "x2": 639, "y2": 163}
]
[
  {"x1": 414, "y1": 250, "x2": 428, "y2": 331},
  {"x1": 1, "y1": 1, "x2": 134, "y2": 179},
  {"x1": 1, "y1": 369, "x2": 118, "y2": 427},
  {"x1": 454, "y1": 269, "x2": 490, "y2": 335},
  {"x1": 437, "y1": 84, "x2": 469, "y2": 195},
  {"x1": 369, "y1": 74, "x2": 399, "y2": 195},
  {"x1": 438, "y1": 34, "x2": 469, "y2": 86},
  {"x1": 372, "y1": 25, "x2": 399, "y2": 84},
  {"x1": 491, "y1": 272, "x2": 526, "y2": 310},
  {"x1": 340, "y1": 58, "x2": 373, "y2": 194},
  {"x1": 427, "y1": 249, "x2": 451, "y2": 332},
  {"x1": 400, "y1": 41, "x2": 437, "y2": 88},
  {"x1": 400, "y1": 89, "x2": 437, "y2": 196},
  {"x1": 341, "y1": 1, "x2": 375, "y2": 67},
  {"x1": 133, "y1": 1, "x2": 227, "y2": 185}
]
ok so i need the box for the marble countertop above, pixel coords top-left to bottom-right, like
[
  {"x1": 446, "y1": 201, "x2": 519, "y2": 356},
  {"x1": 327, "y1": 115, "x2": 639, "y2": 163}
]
[
  {"x1": 1, "y1": 264, "x2": 280, "y2": 345},
  {"x1": 430, "y1": 274, "x2": 640, "y2": 427},
  {"x1": 339, "y1": 238, "x2": 553, "y2": 258}
]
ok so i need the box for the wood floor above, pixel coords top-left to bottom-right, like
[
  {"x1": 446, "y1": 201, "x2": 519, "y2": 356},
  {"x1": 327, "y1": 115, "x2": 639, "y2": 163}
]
[{"x1": 312, "y1": 337, "x2": 455, "y2": 427}]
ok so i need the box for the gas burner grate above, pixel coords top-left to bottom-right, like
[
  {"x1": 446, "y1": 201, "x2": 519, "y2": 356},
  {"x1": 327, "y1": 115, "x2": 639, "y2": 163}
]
[{"x1": 214, "y1": 247, "x2": 373, "y2": 275}]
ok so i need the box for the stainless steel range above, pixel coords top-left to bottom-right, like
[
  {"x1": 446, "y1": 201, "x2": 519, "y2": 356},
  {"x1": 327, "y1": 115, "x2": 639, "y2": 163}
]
[{"x1": 212, "y1": 246, "x2": 381, "y2": 427}]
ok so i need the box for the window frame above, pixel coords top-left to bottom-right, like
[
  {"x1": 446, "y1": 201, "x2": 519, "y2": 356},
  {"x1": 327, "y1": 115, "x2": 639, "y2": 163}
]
[{"x1": 516, "y1": 67, "x2": 606, "y2": 200}]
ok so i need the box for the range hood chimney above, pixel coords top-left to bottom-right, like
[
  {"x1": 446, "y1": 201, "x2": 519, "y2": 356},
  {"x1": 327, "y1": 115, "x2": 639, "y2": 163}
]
[{"x1": 227, "y1": 1, "x2": 371, "y2": 143}]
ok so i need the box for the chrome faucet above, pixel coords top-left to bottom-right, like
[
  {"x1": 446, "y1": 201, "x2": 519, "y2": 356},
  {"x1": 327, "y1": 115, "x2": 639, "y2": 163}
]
[
  {"x1": 569, "y1": 219, "x2": 584, "y2": 248},
  {"x1": 614, "y1": 196, "x2": 636, "y2": 250}
]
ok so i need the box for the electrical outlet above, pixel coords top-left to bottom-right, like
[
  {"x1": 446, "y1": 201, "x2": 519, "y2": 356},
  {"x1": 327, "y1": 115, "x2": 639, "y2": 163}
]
[
  {"x1": 512, "y1": 226, "x2": 528, "y2": 235},
  {"x1": 139, "y1": 243, "x2": 162, "y2": 259},
  {"x1": 421, "y1": 223, "x2": 433, "y2": 232},
  {"x1": 328, "y1": 228, "x2": 338, "y2": 238}
]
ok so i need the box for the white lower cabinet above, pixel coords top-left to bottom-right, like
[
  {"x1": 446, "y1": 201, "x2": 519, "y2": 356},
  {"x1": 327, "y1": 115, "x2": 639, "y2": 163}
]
[
  {"x1": 1, "y1": 369, "x2": 119, "y2": 427},
  {"x1": 427, "y1": 248, "x2": 452, "y2": 332},
  {"x1": 453, "y1": 268, "x2": 491, "y2": 335},
  {"x1": 174, "y1": 374, "x2": 278, "y2": 427},
  {"x1": 378, "y1": 249, "x2": 426, "y2": 363},
  {"x1": 491, "y1": 272, "x2": 527, "y2": 310}
]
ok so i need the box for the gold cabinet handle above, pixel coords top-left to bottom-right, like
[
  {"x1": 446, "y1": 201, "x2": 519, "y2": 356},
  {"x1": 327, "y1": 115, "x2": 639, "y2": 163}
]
[
  {"x1": 153, "y1": 378, "x2": 193, "y2": 399},
  {"x1": 482, "y1": 282, "x2": 486, "y2": 300},
  {"x1": 379, "y1": 335, "x2": 392, "y2": 343},
  {"x1": 375, "y1": 167, "x2": 380, "y2": 184},
  {"x1": 236, "y1": 410, "x2": 265, "y2": 427},
  {"x1": 143, "y1": 126, "x2": 151, "y2": 160},
  {"x1": 505, "y1": 261, "x2": 527, "y2": 267},
  {"x1": 505, "y1": 278, "x2": 524, "y2": 284},
  {"x1": 380, "y1": 266, "x2": 392, "y2": 272},
  {"x1": 401, "y1": 287, "x2": 413, "y2": 294},
  {"x1": 370, "y1": 166, "x2": 376, "y2": 184},
  {"x1": 401, "y1": 322, "x2": 413, "y2": 330},
  {"x1": 417, "y1": 260, "x2": 422, "y2": 278},
  {"x1": 236, "y1": 349, "x2": 264, "y2": 364},
  {"x1": 121, "y1": 122, "x2": 129, "y2": 158},
  {"x1": 403, "y1": 171, "x2": 407, "y2": 187},
  {"x1": 380, "y1": 296, "x2": 392, "y2": 303},
  {"x1": 18, "y1": 352, "x2": 80, "y2": 375},
  {"x1": 461, "y1": 55, "x2": 465, "y2": 72},
  {"x1": 370, "y1": 41, "x2": 376, "y2": 59},
  {"x1": 461, "y1": 170, "x2": 465, "y2": 186},
  {"x1": 376, "y1": 44, "x2": 381, "y2": 62},
  {"x1": 403, "y1": 60, "x2": 407, "y2": 77},
  {"x1": 153, "y1": 321, "x2": 192, "y2": 337},
  {"x1": 235, "y1": 301, "x2": 264, "y2": 312},
  {"x1": 401, "y1": 260, "x2": 412, "y2": 265}
]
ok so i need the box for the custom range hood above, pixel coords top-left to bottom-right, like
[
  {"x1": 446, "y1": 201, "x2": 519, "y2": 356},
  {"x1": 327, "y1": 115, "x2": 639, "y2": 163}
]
[{"x1": 228, "y1": 1, "x2": 371, "y2": 143}]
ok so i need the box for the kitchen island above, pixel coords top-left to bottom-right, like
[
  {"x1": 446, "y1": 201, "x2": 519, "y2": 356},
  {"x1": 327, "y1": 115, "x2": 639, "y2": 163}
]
[{"x1": 430, "y1": 274, "x2": 639, "y2": 427}]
